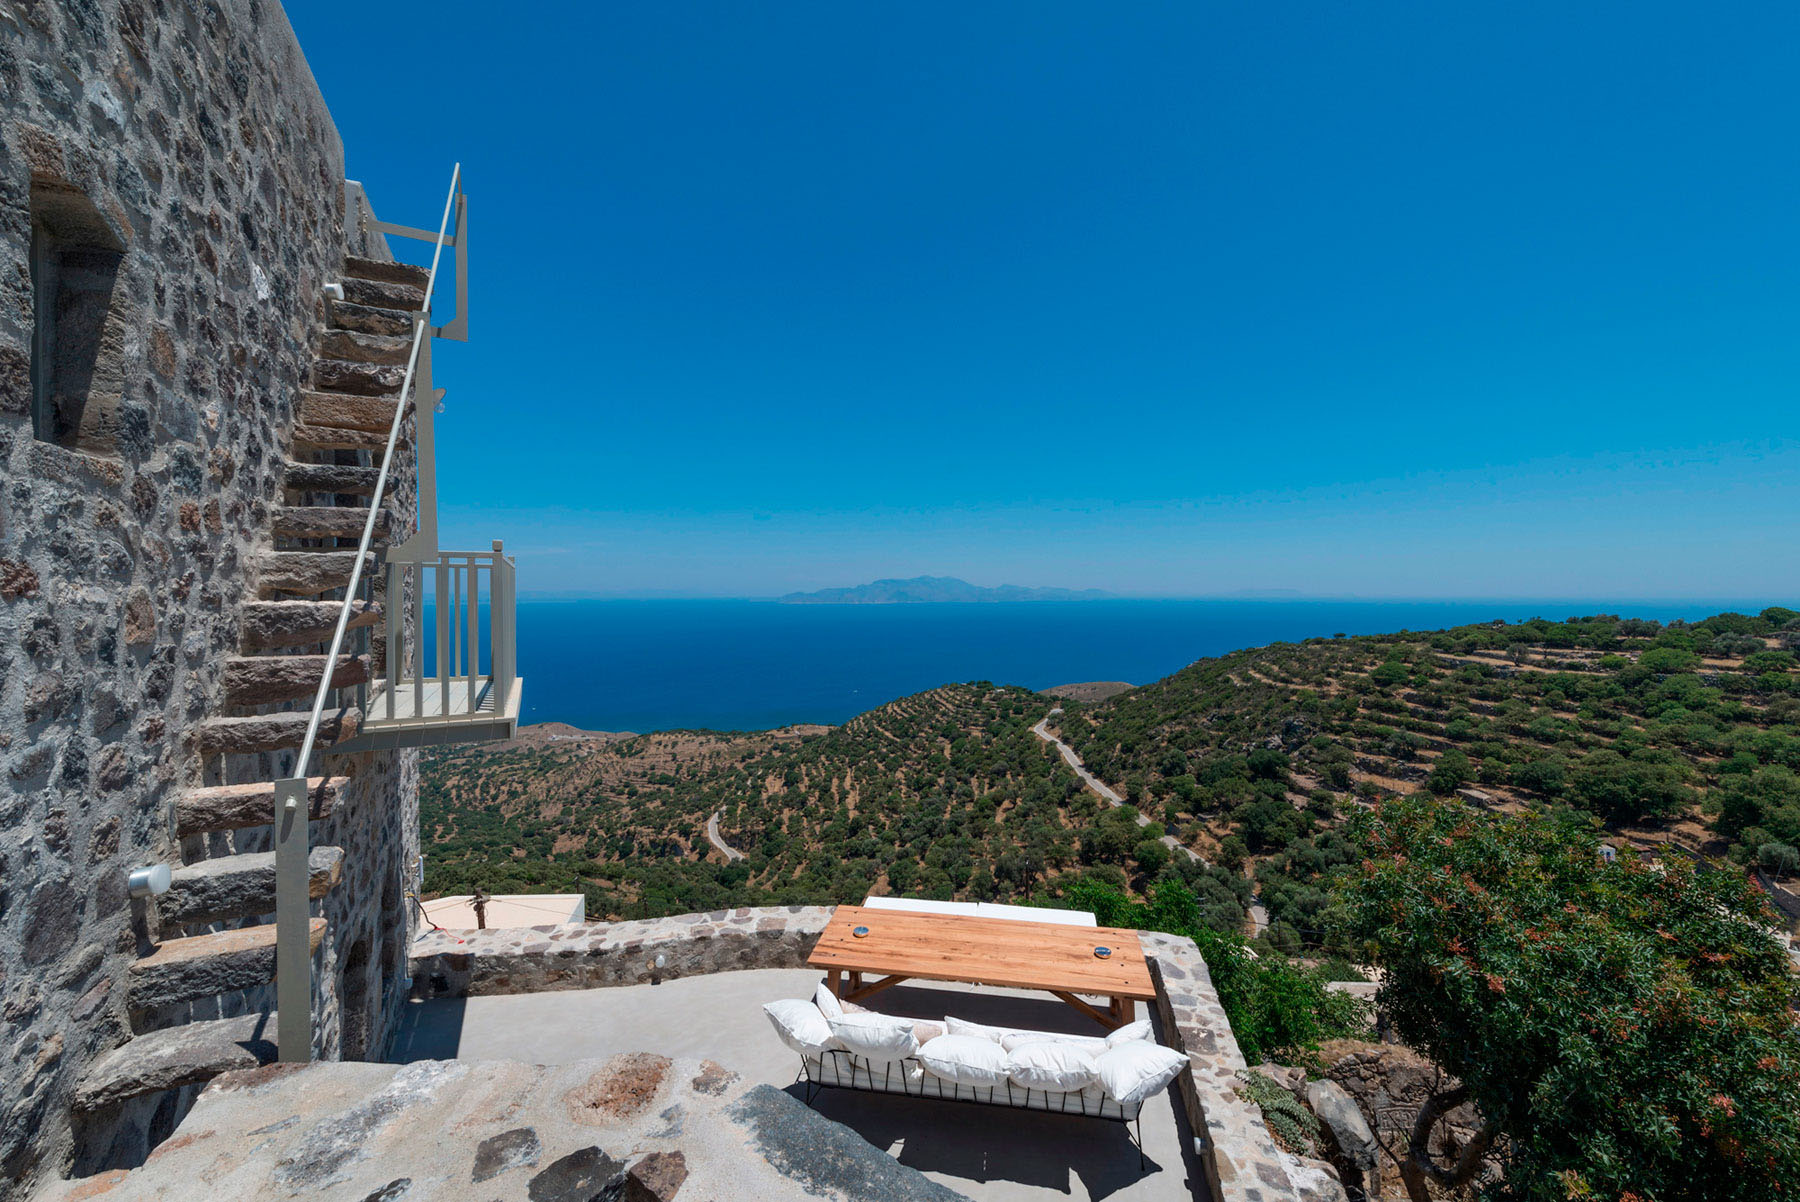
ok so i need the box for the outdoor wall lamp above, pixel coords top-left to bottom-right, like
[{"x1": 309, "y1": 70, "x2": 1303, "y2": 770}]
[{"x1": 127, "y1": 864, "x2": 171, "y2": 899}]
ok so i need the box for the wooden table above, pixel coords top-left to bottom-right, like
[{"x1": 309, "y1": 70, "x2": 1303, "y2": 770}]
[{"x1": 807, "y1": 904, "x2": 1156, "y2": 1029}]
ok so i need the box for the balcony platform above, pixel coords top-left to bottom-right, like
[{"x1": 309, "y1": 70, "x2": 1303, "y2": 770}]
[{"x1": 331, "y1": 674, "x2": 523, "y2": 752}]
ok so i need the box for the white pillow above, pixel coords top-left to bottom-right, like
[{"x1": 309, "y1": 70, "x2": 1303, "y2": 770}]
[
  {"x1": 827, "y1": 1012, "x2": 919, "y2": 1064},
  {"x1": 912, "y1": 1018, "x2": 948, "y2": 1045},
  {"x1": 917, "y1": 1034, "x2": 1011, "y2": 1089},
  {"x1": 764, "y1": 998, "x2": 838, "y2": 1058},
  {"x1": 1093, "y1": 1042, "x2": 1188, "y2": 1107},
  {"x1": 944, "y1": 1016, "x2": 1010, "y2": 1043},
  {"x1": 814, "y1": 983, "x2": 844, "y2": 1019},
  {"x1": 1007, "y1": 1040, "x2": 1098, "y2": 1093},
  {"x1": 1000, "y1": 1030, "x2": 1108, "y2": 1055},
  {"x1": 1105, "y1": 1019, "x2": 1153, "y2": 1047}
]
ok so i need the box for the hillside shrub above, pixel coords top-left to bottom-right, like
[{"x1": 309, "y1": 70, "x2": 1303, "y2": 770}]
[{"x1": 1335, "y1": 797, "x2": 1800, "y2": 1202}]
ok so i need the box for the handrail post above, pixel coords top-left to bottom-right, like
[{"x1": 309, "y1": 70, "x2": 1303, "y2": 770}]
[{"x1": 274, "y1": 776, "x2": 311, "y2": 1061}]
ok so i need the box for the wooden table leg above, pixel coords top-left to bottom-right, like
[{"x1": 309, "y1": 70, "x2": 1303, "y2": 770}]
[
  {"x1": 845, "y1": 974, "x2": 910, "y2": 1003},
  {"x1": 828, "y1": 968, "x2": 842, "y2": 998},
  {"x1": 849, "y1": 971, "x2": 863, "y2": 993},
  {"x1": 1053, "y1": 990, "x2": 1123, "y2": 1030},
  {"x1": 1113, "y1": 997, "x2": 1134, "y2": 1023}
]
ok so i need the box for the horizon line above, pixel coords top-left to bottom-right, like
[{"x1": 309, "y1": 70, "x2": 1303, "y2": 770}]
[{"x1": 512, "y1": 591, "x2": 1792, "y2": 608}]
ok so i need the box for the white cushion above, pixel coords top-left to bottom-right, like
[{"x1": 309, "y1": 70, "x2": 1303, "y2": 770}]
[
  {"x1": 814, "y1": 983, "x2": 844, "y2": 1019},
  {"x1": 1105, "y1": 1019, "x2": 1154, "y2": 1047},
  {"x1": 1007, "y1": 1040, "x2": 1098, "y2": 1093},
  {"x1": 764, "y1": 998, "x2": 838, "y2": 1058},
  {"x1": 827, "y1": 1012, "x2": 919, "y2": 1064},
  {"x1": 912, "y1": 1018, "x2": 948, "y2": 1045},
  {"x1": 947, "y1": 1015, "x2": 1097, "y2": 1046},
  {"x1": 1000, "y1": 1030, "x2": 1108, "y2": 1055},
  {"x1": 917, "y1": 1034, "x2": 1012, "y2": 1089},
  {"x1": 1092, "y1": 1042, "x2": 1187, "y2": 1107},
  {"x1": 944, "y1": 1016, "x2": 1011, "y2": 1043}
]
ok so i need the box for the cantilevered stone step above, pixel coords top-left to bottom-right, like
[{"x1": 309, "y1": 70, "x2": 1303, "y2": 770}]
[
  {"x1": 339, "y1": 275, "x2": 424, "y2": 312},
  {"x1": 240, "y1": 600, "x2": 381, "y2": 650},
  {"x1": 128, "y1": 919, "x2": 325, "y2": 1010},
  {"x1": 255, "y1": 550, "x2": 376, "y2": 597},
  {"x1": 311, "y1": 359, "x2": 406, "y2": 398},
  {"x1": 299, "y1": 391, "x2": 403, "y2": 432},
  {"x1": 319, "y1": 328, "x2": 412, "y2": 366},
  {"x1": 270, "y1": 506, "x2": 389, "y2": 542},
  {"x1": 175, "y1": 776, "x2": 347, "y2": 838},
  {"x1": 73, "y1": 1012, "x2": 282, "y2": 1110},
  {"x1": 283, "y1": 460, "x2": 380, "y2": 497},
  {"x1": 162, "y1": 847, "x2": 345, "y2": 926},
  {"x1": 190, "y1": 708, "x2": 361, "y2": 756},
  {"x1": 343, "y1": 255, "x2": 429, "y2": 290},
  {"x1": 291, "y1": 423, "x2": 388, "y2": 452},
  {"x1": 223, "y1": 654, "x2": 369, "y2": 706},
  {"x1": 328, "y1": 300, "x2": 411, "y2": 338}
]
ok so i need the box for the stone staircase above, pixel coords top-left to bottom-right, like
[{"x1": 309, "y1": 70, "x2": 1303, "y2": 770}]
[{"x1": 74, "y1": 256, "x2": 427, "y2": 1112}]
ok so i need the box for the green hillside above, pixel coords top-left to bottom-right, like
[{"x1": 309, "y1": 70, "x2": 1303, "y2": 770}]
[{"x1": 422, "y1": 609, "x2": 1800, "y2": 951}]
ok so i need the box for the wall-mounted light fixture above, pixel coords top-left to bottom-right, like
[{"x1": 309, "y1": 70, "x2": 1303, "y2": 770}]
[{"x1": 127, "y1": 864, "x2": 171, "y2": 899}]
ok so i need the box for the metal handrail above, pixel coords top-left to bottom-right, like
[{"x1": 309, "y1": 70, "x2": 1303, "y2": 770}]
[
  {"x1": 292, "y1": 162, "x2": 459, "y2": 770},
  {"x1": 272, "y1": 163, "x2": 461, "y2": 1062}
]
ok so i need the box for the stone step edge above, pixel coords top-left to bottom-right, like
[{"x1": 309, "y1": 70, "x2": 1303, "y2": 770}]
[
  {"x1": 162, "y1": 846, "x2": 345, "y2": 926},
  {"x1": 127, "y1": 918, "x2": 326, "y2": 1010},
  {"x1": 174, "y1": 776, "x2": 347, "y2": 838},
  {"x1": 72, "y1": 1011, "x2": 283, "y2": 1111}
]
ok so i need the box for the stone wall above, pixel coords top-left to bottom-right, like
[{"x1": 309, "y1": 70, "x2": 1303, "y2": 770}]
[
  {"x1": 1316, "y1": 1040, "x2": 1496, "y2": 1200},
  {"x1": 1139, "y1": 931, "x2": 1346, "y2": 1202},
  {"x1": 0, "y1": 1, "x2": 418, "y2": 1194},
  {"x1": 410, "y1": 907, "x2": 835, "y2": 999}
]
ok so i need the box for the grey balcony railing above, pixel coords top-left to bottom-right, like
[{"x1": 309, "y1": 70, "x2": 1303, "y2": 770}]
[{"x1": 366, "y1": 543, "x2": 520, "y2": 736}]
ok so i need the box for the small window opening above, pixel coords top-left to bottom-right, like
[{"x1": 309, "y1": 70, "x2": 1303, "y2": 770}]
[{"x1": 29, "y1": 182, "x2": 125, "y2": 455}]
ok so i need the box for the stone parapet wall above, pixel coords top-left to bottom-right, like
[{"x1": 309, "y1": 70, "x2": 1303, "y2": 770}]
[
  {"x1": 409, "y1": 906, "x2": 834, "y2": 999},
  {"x1": 1138, "y1": 932, "x2": 1345, "y2": 1202}
]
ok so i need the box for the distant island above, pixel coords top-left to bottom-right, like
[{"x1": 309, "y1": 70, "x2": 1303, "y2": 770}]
[{"x1": 778, "y1": 575, "x2": 1111, "y2": 605}]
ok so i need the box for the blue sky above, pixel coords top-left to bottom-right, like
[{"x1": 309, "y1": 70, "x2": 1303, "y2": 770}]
[{"x1": 290, "y1": 2, "x2": 1800, "y2": 601}]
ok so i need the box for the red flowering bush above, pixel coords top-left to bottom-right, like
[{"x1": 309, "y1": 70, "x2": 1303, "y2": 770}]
[{"x1": 1335, "y1": 797, "x2": 1800, "y2": 1202}]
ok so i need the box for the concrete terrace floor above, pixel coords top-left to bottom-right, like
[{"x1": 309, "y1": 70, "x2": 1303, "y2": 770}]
[{"x1": 390, "y1": 968, "x2": 1205, "y2": 1202}]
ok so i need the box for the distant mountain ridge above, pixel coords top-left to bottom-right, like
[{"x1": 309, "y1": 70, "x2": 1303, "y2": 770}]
[{"x1": 778, "y1": 575, "x2": 1111, "y2": 604}]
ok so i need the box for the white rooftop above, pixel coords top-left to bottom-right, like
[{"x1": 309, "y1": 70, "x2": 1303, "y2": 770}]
[{"x1": 420, "y1": 893, "x2": 585, "y2": 930}]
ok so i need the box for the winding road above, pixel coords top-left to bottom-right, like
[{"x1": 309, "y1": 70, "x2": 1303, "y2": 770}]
[
  {"x1": 1032, "y1": 709, "x2": 1276, "y2": 934},
  {"x1": 706, "y1": 811, "x2": 744, "y2": 862},
  {"x1": 1031, "y1": 709, "x2": 1205, "y2": 867}
]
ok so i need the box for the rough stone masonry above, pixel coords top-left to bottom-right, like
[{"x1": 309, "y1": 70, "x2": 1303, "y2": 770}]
[{"x1": 0, "y1": 1, "x2": 419, "y2": 1194}]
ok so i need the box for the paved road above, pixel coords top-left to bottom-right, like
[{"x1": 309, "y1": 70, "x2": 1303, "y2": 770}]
[
  {"x1": 1031, "y1": 709, "x2": 1205, "y2": 867},
  {"x1": 706, "y1": 810, "x2": 744, "y2": 862}
]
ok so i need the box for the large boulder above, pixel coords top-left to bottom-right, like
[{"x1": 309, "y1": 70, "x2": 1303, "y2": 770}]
[{"x1": 1307, "y1": 1080, "x2": 1378, "y2": 1171}]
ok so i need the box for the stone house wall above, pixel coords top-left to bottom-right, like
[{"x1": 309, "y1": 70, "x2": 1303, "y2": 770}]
[{"x1": 0, "y1": 1, "x2": 418, "y2": 1194}]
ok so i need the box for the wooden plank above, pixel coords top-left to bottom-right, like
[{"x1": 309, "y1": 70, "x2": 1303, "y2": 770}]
[{"x1": 806, "y1": 905, "x2": 1155, "y2": 1000}]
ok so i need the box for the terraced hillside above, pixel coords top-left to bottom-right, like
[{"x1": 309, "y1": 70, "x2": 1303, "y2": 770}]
[
  {"x1": 422, "y1": 610, "x2": 1800, "y2": 948},
  {"x1": 1053, "y1": 609, "x2": 1800, "y2": 948}
]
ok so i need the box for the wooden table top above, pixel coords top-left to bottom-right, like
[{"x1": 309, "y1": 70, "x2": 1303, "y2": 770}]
[{"x1": 807, "y1": 905, "x2": 1157, "y2": 1001}]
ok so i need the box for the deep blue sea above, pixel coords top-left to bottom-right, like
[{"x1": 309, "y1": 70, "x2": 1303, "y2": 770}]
[{"x1": 511, "y1": 598, "x2": 1770, "y2": 734}]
